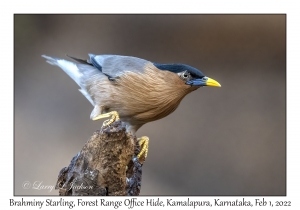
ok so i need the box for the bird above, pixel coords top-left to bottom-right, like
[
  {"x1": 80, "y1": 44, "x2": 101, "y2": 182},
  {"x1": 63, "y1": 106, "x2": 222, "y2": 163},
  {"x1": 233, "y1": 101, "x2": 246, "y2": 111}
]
[{"x1": 42, "y1": 54, "x2": 221, "y2": 163}]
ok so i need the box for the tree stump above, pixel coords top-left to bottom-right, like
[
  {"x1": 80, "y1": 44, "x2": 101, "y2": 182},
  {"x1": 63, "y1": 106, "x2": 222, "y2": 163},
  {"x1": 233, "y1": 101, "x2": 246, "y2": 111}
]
[{"x1": 55, "y1": 120, "x2": 143, "y2": 196}]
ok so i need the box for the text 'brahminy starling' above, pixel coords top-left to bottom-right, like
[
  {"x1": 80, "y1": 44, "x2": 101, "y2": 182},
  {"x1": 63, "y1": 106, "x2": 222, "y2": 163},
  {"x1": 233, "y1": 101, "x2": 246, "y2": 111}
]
[{"x1": 42, "y1": 54, "x2": 221, "y2": 163}]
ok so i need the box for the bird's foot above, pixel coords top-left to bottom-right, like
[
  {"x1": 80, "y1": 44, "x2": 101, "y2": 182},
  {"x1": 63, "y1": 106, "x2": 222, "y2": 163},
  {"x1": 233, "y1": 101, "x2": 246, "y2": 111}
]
[
  {"x1": 92, "y1": 111, "x2": 120, "y2": 127},
  {"x1": 137, "y1": 136, "x2": 149, "y2": 164}
]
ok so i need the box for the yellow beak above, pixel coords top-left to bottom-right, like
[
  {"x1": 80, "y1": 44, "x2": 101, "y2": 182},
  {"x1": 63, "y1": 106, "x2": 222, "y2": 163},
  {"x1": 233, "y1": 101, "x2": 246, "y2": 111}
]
[{"x1": 205, "y1": 77, "x2": 221, "y2": 87}]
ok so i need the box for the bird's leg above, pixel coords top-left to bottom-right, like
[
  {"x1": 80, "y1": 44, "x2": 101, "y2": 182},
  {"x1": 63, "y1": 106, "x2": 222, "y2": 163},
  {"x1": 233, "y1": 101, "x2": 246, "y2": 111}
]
[
  {"x1": 137, "y1": 136, "x2": 149, "y2": 163},
  {"x1": 92, "y1": 111, "x2": 120, "y2": 127}
]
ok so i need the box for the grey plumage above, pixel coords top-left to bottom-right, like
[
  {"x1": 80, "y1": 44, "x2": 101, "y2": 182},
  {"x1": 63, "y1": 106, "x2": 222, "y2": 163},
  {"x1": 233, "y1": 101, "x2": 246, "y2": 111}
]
[{"x1": 89, "y1": 54, "x2": 149, "y2": 78}]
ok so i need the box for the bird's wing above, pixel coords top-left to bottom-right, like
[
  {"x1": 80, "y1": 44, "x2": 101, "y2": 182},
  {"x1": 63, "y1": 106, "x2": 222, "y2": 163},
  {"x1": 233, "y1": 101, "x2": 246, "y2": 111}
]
[{"x1": 88, "y1": 54, "x2": 150, "y2": 79}]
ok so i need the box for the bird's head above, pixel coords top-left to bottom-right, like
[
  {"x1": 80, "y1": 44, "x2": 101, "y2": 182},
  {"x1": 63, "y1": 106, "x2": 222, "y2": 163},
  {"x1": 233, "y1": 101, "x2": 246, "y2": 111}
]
[{"x1": 153, "y1": 63, "x2": 221, "y2": 88}]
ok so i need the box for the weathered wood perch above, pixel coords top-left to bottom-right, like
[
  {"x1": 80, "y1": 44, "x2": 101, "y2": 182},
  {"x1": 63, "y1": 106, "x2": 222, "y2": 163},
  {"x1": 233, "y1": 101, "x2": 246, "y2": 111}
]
[{"x1": 55, "y1": 120, "x2": 143, "y2": 196}]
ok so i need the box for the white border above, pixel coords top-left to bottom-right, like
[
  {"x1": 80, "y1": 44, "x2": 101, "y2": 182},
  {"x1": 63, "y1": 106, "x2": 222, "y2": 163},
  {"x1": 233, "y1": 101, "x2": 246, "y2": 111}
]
[{"x1": 2, "y1": 0, "x2": 299, "y2": 209}]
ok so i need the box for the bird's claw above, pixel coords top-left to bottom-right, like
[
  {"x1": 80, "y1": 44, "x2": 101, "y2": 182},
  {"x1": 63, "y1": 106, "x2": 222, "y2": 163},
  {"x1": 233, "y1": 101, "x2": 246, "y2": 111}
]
[
  {"x1": 92, "y1": 111, "x2": 120, "y2": 127},
  {"x1": 137, "y1": 136, "x2": 149, "y2": 164}
]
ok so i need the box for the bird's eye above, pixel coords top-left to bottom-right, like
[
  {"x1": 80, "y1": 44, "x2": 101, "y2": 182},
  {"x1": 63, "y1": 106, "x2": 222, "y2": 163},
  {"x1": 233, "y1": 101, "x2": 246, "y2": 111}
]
[
  {"x1": 178, "y1": 71, "x2": 191, "y2": 81},
  {"x1": 179, "y1": 71, "x2": 190, "y2": 81}
]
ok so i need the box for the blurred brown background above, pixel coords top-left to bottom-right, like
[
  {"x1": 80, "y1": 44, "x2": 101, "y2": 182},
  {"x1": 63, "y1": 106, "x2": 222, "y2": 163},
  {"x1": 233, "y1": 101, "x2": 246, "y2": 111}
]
[{"x1": 14, "y1": 14, "x2": 285, "y2": 195}]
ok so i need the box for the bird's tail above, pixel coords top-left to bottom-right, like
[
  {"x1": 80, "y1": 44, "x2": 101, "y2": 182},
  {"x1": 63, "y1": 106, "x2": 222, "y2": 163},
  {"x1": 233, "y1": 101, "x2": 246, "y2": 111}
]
[
  {"x1": 42, "y1": 54, "x2": 107, "y2": 106},
  {"x1": 42, "y1": 55, "x2": 84, "y2": 87}
]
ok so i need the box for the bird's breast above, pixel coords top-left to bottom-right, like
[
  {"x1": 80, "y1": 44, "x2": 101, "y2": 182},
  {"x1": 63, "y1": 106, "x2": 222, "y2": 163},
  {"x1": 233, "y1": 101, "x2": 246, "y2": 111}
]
[{"x1": 110, "y1": 63, "x2": 196, "y2": 124}]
